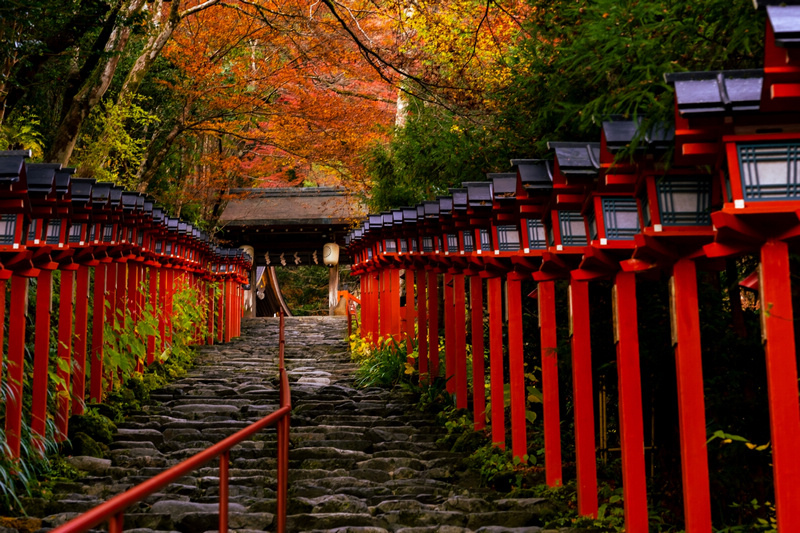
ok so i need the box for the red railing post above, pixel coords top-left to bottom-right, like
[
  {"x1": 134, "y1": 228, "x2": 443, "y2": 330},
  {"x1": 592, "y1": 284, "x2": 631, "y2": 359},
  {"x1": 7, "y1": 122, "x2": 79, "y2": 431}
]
[
  {"x1": 219, "y1": 451, "x2": 229, "y2": 533},
  {"x1": 613, "y1": 271, "x2": 649, "y2": 533},
  {"x1": 405, "y1": 270, "x2": 415, "y2": 364},
  {"x1": 487, "y1": 276, "x2": 504, "y2": 448},
  {"x1": 568, "y1": 275, "x2": 598, "y2": 517},
  {"x1": 469, "y1": 275, "x2": 485, "y2": 431},
  {"x1": 390, "y1": 269, "x2": 401, "y2": 340},
  {"x1": 107, "y1": 513, "x2": 123, "y2": 533},
  {"x1": 538, "y1": 280, "x2": 562, "y2": 486},
  {"x1": 507, "y1": 273, "x2": 527, "y2": 463},
  {"x1": 759, "y1": 239, "x2": 800, "y2": 531}
]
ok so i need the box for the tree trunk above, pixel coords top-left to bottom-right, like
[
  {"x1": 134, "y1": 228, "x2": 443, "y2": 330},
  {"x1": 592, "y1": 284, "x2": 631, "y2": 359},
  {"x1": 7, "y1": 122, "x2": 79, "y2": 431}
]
[
  {"x1": 135, "y1": 118, "x2": 186, "y2": 191},
  {"x1": 45, "y1": 0, "x2": 147, "y2": 165}
]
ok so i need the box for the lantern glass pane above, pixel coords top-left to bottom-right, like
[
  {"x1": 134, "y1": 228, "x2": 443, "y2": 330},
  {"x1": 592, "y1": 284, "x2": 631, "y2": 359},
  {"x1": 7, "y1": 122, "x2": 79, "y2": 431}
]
[
  {"x1": 28, "y1": 220, "x2": 38, "y2": 242},
  {"x1": 423, "y1": 237, "x2": 433, "y2": 252},
  {"x1": 497, "y1": 225, "x2": 520, "y2": 251},
  {"x1": 156, "y1": 240, "x2": 162, "y2": 253},
  {"x1": 137, "y1": 232, "x2": 143, "y2": 246},
  {"x1": 88, "y1": 224, "x2": 96, "y2": 242},
  {"x1": 166, "y1": 242, "x2": 172, "y2": 254},
  {"x1": 739, "y1": 143, "x2": 800, "y2": 200},
  {"x1": 479, "y1": 229, "x2": 491, "y2": 251},
  {"x1": 400, "y1": 239, "x2": 408, "y2": 253},
  {"x1": 558, "y1": 211, "x2": 587, "y2": 246},
  {"x1": 447, "y1": 233, "x2": 458, "y2": 252},
  {"x1": 527, "y1": 219, "x2": 547, "y2": 249},
  {"x1": 69, "y1": 223, "x2": 82, "y2": 243},
  {"x1": 0, "y1": 214, "x2": 17, "y2": 244},
  {"x1": 436, "y1": 236, "x2": 442, "y2": 252},
  {"x1": 411, "y1": 238, "x2": 418, "y2": 252},
  {"x1": 587, "y1": 211, "x2": 598, "y2": 240},
  {"x1": 103, "y1": 224, "x2": 114, "y2": 242},
  {"x1": 657, "y1": 177, "x2": 711, "y2": 225},
  {"x1": 463, "y1": 231, "x2": 474, "y2": 252},
  {"x1": 46, "y1": 219, "x2": 61, "y2": 244},
  {"x1": 384, "y1": 239, "x2": 397, "y2": 253},
  {"x1": 602, "y1": 197, "x2": 640, "y2": 239}
]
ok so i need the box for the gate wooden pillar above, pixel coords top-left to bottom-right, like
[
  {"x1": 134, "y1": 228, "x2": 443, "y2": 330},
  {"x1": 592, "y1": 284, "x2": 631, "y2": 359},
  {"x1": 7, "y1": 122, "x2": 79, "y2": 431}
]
[
  {"x1": 613, "y1": 271, "x2": 648, "y2": 533},
  {"x1": 90, "y1": 261, "x2": 108, "y2": 403},
  {"x1": 405, "y1": 269, "x2": 416, "y2": 364},
  {"x1": 507, "y1": 272, "x2": 527, "y2": 461},
  {"x1": 568, "y1": 275, "x2": 598, "y2": 516},
  {"x1": 486, "y1": 275, "x2": 505, "y2": 448},
  {"x1": 55, "y1": 267, "x2": 77, "y2": 442},
  {"x1": 31, "y1": 267, "x2": 55, "y2": 452}
]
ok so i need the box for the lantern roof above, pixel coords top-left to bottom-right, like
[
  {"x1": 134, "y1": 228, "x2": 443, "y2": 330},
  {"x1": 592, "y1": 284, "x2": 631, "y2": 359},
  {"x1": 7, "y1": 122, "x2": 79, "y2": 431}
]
[
  {"x1": 490, "y1": 173, "x2": 518, "y2": 200},
  {"x1": 70, "y1": 178, "x2": 94, "y2": 205},
  {"x1": 423, "y1": 200, "x2": 439, "y2": 218},
  {"x1": 0, "y1": 150, "x2": 30, "y2": 185},
  {"x1": 54, "y1": 167, "x2": 74, "y2": 195},
  {"x1": 369, "y1": 214, "x2": 382, "y2": 228},
  {"x1": 465, "y1": 181, "x2": 493, "y2": 207},
  {"x1": 392, "y1": 209, "x2": 403, "y2": 225},
  {"x1": 109, "y1": 185, "x2": 124, "y2": 207},
  {"x1": 121, "y1": 191, "x2": 138, "y2": 211},
  {"x1": 547, "y1": 142, "x2": 601, "y2": 177},
  {"x1": 152, "y1": 206, "x2": 165, "y2": 223},
  {"x1": 450, "y1": 188, "x2": 468, "y2": 210},
  {"x1": 438, "y1": 195, "x2": 453, "y2": 215},
  {"x1": 602, "y1": 119, "x2": 674, "y2": 153},
  {"x1": 381, "y1": 211, "x2": 393, "y2": 227},
  {"x1": 665, "y1": 70, "x2": 763, "y2": 115},
  {"x1": 511, "y1": 159, "x2": 552, "y2": 192},
  {"x1": 416, "y1": 204, "x2": 425, "y2": 219},
  {"x1": 767, "y1": 5, "x2": 800, "y2": 47},
  {"x1": 26, "y1": 163, "x2": 59, "y2": 195},
  {"x1": 135, "y1": 194, "x2": 145, "y2": 209},
  {"x1": 402, "y1": 206, "x2": 418, "y2": 223},
  {"x1": 91, "y1": 182, "x2": 112, "y2": 206}
]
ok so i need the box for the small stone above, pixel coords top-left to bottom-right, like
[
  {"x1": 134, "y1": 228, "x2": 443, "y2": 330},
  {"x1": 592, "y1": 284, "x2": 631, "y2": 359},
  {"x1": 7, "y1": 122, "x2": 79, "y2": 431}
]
[{"x1": 64, "y1": 455, "x2": 111, "y2": 474}]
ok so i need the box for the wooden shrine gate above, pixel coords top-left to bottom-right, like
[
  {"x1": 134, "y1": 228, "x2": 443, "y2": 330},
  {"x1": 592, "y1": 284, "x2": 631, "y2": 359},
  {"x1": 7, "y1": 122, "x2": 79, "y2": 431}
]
[
  {"x1": 346, "y1": 4, "x2": 800, "y2": 532},
  {"x1": 0, "y1": 155, "x2": 251, "y2": 459}
]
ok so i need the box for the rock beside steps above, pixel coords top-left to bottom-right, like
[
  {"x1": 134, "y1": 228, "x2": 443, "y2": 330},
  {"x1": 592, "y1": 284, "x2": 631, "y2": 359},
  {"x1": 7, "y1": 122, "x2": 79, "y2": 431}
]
[{"x1": 28, "y1": 317, "x2": 553, "y2": 533}]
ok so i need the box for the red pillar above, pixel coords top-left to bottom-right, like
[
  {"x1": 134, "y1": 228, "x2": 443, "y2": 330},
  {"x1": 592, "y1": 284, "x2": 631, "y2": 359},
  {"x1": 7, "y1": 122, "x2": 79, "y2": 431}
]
[
  {"x1": 0, "y1": 277, "x2": 5, "y2": 397},
  {"x1": 207, "y1": 281, "x2": 215, "y2": 345},
  {"x1": 224, "y1": 278, "x2": 232, "y2": 343},
  {"x1": 507, "y1": 273, "x2": 527, "y2": 462},
  {"x1": 487, "y1": 276, "x2": 505, "y2": 448},
  {"x1": 444, "y1": 273, "x2": 455, "y2": 394},
  {"x1": 670, "y1": 259, "x2": 711, "y2": 532},
  {"x1": 379, "y1": 270, "x2": 389, "y2": 342},
  {"x1": 106, "y1": 261, "x2": 119, "y2": 391},
  {"x1": 5, "y1": 274, "x2": 30, "y2": 458},
  {"x1": 72, "y1": 266, "x2": 90, "y2": 416},
  {"x1": 569, "y1": 275, "x2": 598, "y2": 516},
  {"x1": 454, "y1": 273, "x2": 467, "y2": 409},
  {"x1": 56, "y1": 268, "x2": 76, "y2": 442},
  {"x1": 759, "y1": 239, "x2": 800, "y2": 531},
  {"x1": 390, "y1": 269, "x2": 401, "y2": 339},
  {"x1": 428, "y1": 270, "x2": 440, "y2": 378},
  {"x1": 405, "y1": 269, "x2": 416, "y2": 364},
  {"x1": 23, "y1": 275, "x2": 45, "y2": 436},
  {"x1": 166, "y1": 268, "x2": 175, "y2": 345},
  {"x1": 217, "y1": 279, "x2": 224, "y2": 343},
  {"x1": 613, "y1": 271, "x2": 648, "y2": 532},
  {"x1": 470, "y1": 275, "x2": 486, "y2": 431},
  {"x1": 417, "y1": 270, "x2": 429, "y2": 380},
  {"x1": 90, "y1": 263, "x2": 107, "y2": 403},
  {"x1": 159, "y1": 266, "x2": 168, "y2": 349},
  {"x1": 538, "y1": 280, "x2": 563, "y2": 486},
  {"x1": 147, "y1": 267, "x2": 158, "y2": 363}
]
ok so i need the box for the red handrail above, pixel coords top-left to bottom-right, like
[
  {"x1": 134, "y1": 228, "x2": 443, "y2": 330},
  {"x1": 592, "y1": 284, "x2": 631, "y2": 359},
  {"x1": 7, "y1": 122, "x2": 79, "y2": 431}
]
[
  {"x1": 53, "y1": 311, "x2": 291, "y2": 533},
  {"x1": 338, "y1": 290, "x2": 361, "y2": 337}
]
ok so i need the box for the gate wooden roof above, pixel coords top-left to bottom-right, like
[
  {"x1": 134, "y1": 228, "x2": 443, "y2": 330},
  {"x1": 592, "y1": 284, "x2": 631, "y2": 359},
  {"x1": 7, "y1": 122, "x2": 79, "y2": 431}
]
[{"x1": 219, "y1": 187, "x2": 364, "y2": 266}]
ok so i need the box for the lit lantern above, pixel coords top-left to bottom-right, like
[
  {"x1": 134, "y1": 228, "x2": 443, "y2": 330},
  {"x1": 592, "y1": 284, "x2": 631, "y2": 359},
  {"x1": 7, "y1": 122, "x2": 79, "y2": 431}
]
[
  {"x1": 0, "y1": 150, "x2": 31, "y2": 252},
  {"x1": 323, "y1": 242, "x2": 340, "y2": 266},
  {"x1": 465, "y1": 181, "x2": 493, "y2": 256},
  {"x1": 401, "y1": 206, "x2": 418, "y2": 253}
]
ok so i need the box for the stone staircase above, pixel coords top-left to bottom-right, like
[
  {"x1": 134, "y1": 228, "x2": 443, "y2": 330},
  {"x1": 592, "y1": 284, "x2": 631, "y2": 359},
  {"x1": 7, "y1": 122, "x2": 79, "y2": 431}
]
[{"x1": 28, "y1": 317, "x2": 553, "y2": 533}]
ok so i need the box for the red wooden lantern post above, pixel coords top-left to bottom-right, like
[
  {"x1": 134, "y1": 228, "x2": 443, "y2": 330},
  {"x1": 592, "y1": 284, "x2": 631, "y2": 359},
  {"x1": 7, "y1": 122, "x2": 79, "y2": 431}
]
[
  {"x1": 0, "y1": 150, "x2": 36, "y2": 458},
  {"x1": 421, "y1": 201, "x2": 442, "y2": 379}
]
